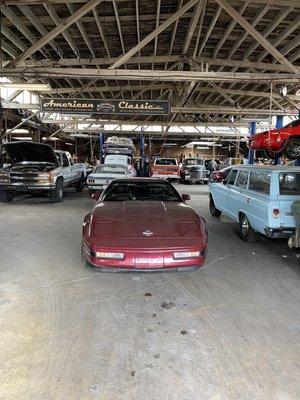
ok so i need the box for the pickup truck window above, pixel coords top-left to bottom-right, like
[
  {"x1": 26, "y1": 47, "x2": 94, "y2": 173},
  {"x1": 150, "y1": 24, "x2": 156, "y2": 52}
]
[
  {"x1": 155, "y1": 159, "x2": 177, "y2": 166},
  {"x1": 226, "y1": 169, "x2": 238, "y2": 185},
  {"x1": 249, "y1": 171, "x2": 271, "y2": 194},
  {"x1": 235, "y1": 171, "x2": 249, "y2": 189},
  {"x1": 279, "y1": 173, "x2": 300, "y2": 195},
  {"x1": 62, "y1": 153, "x2": 69, "y2": 167}
]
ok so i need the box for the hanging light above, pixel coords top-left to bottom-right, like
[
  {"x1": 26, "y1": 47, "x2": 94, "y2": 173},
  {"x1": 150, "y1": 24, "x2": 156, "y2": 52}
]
[
  {"x1": 279, "y1": 86, "x2": 288, "y2": 97},
  {"x1": 0, "y1": 83, "x2": 51, "y2": 91}
]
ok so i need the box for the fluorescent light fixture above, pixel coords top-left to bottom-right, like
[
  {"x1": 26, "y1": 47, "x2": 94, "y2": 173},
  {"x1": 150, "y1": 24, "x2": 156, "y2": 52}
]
[
  {"x1": 12, "y1": 129, "x2": 29, "y2": 134},
  {"x1": 163, "y1": 143, "x2": 177, "y2": 146},
  {"x1": 0, "y1": 83, "x2": 51, "y2": 91},
  {"x1": 196, "y1": 146, "x2": 209, "y2": 150},
  {"x1": 12, "y1": 137, "x2": 33, "y2": 141}
]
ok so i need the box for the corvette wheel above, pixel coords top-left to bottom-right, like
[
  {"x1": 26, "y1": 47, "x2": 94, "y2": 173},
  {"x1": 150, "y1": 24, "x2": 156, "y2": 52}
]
[{"x1": 284, "y1": 139, "x2": 300, "y2": 160}]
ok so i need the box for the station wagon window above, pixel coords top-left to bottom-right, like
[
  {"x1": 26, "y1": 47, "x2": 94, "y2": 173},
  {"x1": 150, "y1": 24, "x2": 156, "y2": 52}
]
[
  {"x1": 226, "y1": 169, "x2": 238, "y2": 185},
  {"x1": 249, "y1": 171, "x2": 271, "y2": 194},
  {"x1": 235, "y1": 171, "x2": 249, "y2": 189},
  {"x1": 279, "y1": 173, "x2": 300, "y2": 195}
]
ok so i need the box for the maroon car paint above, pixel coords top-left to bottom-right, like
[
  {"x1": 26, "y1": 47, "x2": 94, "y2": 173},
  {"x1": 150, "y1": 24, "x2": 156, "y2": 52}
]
[{"x1": 82, "y1": 197, "x2": 208, "y2": 271}]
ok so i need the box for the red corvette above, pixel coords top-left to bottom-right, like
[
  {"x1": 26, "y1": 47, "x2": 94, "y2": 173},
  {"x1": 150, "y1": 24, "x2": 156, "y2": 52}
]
[
  {"x1": 249, "y1": 119, "x2": 300, "y2": 159},
  {"x1": 82, "y1": 178, "x2": 208, "y2": 272}
]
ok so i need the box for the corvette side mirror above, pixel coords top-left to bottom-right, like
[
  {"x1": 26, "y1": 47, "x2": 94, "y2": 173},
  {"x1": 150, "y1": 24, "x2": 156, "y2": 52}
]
[
  {"x1": 91, "y1": 192, "x2": 101, "y2": 201},
  {"x1": 182, "y1": 193, "x2": 191, "y2": 202}
]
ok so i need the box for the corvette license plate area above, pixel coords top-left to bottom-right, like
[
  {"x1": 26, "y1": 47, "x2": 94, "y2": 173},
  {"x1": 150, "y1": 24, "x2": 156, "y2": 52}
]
[{"x1": 134, "y1": 253, "x2": 164, "y2": 268}]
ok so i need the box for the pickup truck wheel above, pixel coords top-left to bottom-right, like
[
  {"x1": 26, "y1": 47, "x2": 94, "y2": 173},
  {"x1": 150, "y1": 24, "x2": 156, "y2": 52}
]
[
  {"x1": 284, "y1": 138, "x2": 300, "y2": 159},
  {"x1": 0, "y1": 190, "x2": 13, "y2": 202},
  {"x1": 75, "y1": 176, "x2": 84, "y2": 192},
  {"x1": 50, "y1": 179, "x2": 63, "y2": 203},
  {"x1": 239, "y1": 214, "x2": 259, "y2": 242},
  {"x1": 209, "y1": 195, "x2": 221, "y2": 217}
]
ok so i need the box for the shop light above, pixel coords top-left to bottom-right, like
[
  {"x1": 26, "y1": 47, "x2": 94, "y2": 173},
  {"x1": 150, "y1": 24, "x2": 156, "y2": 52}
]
[
  {"x1": 0, "y1": 83, "x2": 51, "y2": 91},
  {"x1": 196, "y1": 146, "x2": 209, "y2": 150},
  {"x1": 163, "y1": 143, "x2": 177, "y2": 146}
]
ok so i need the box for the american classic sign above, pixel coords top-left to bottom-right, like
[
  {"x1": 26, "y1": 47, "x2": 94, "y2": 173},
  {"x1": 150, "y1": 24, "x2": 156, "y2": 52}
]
[{"x1": 41, "y1": 99, "x2": 170, "y2": 116}]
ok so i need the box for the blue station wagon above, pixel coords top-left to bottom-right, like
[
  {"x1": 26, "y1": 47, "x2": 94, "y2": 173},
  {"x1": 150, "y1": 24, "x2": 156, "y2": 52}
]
[{"x1": 209, "y1": 165, "x2": 300, "y2": 242}]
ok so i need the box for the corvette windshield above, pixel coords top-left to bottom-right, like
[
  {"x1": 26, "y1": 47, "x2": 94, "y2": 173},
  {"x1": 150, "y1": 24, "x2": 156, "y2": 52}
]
[{"x1": 102, "y1": 181, "x2": 182, "y2": 202}]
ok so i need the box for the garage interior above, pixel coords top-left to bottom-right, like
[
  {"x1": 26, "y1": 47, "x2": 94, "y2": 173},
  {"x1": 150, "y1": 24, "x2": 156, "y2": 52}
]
[{"x1": 0, "y1": 0, "x2": 299, "y2": 399}]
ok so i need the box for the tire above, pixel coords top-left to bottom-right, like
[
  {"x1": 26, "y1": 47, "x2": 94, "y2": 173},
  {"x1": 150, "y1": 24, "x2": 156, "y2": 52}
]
[
  {"x1": 284, "y1": 138, "x2": 300, "y2": 160},
  {"x1": 239, "y1": 213, "x2": 259, "y2": 242},
  {"x1": 50, "y1": 179, "x2": 63, "y2": 203},
  {"x1": 209, "y1": 195, "x2": 221, "y2": 217},
  {"x1": 0, "y1": 190, "x2": 13, "y2": 202},
  {"x1": 75, "y1": 175, "x2": 84, "y2": 192},
  {"x1": 88, "y1": 189, "x2": 95, "y2": 196}
]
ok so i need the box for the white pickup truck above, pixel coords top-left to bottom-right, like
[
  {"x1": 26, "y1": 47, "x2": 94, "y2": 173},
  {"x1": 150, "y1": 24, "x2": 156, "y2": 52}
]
[{"x1": 0, "y1": 142, "x2": 86, "y2": 203}]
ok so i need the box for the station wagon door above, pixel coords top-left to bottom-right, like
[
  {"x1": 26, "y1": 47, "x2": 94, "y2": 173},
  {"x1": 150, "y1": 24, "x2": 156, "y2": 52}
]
[
  {"x1": 278, "y1": 171, "x2": 300, "y2": 228},
  {"x1": 247, "y1": 171, "x2": 272, "y2": 233},
  {"x1": 213, "y1": 169, "x2": 238, "y2": 213},
  {"x1": 227, "y1": 170, "x2": 249, "y2": 220}
]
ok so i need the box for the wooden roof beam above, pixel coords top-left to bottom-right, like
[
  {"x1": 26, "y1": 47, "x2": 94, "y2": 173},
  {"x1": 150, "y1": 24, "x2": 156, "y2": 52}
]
[
  {"x1": 214, "y1": 0, "x2": 298, "y2": 73},
  {"x1": 9, "y1": 0, "x2": 103, "y2": 65},
  {"x1": 108, "y1": 0, "x2": 200, "y2": 70}
]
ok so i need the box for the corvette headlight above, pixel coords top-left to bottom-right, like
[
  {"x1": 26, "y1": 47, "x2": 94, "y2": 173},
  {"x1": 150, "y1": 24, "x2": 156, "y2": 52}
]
[
  {"x1": 95, "y1": 252, "x2": 124, "y2": 260},
  {"x1": 173, "y1": 251, "x2": 201, "y2": 259}
]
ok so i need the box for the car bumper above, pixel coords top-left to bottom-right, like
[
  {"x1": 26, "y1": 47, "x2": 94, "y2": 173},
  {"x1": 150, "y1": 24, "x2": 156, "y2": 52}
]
[
  {"x1": 264, "y1": 227, "x2": 295, "y2": 239},
  {"x1": 88, "y1": 184, "x2": 108, "y2": 191},
  {"x1": 0, "y1": 184, "x2": 54, "y2": 192},
  {"x1": 82, "y1": 242, "x2": 207, "y2": 271},
  {"x1": 151, "y1": 174, "x2": 179, "y2": 180}
]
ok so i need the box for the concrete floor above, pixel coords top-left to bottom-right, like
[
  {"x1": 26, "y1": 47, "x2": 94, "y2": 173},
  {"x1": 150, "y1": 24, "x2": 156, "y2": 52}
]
[{"x1": 0, "y1": 184, "x2": 299, "y2": 400}]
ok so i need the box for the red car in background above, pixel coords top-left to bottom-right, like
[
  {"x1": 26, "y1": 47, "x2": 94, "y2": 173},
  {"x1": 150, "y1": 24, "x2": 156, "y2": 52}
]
[
  {"x1": 82, "y1": 178, "x2": 208, "y2": 272},
  {"x1": 249, "y1": 119, "x2": 300, "y2": 159}
]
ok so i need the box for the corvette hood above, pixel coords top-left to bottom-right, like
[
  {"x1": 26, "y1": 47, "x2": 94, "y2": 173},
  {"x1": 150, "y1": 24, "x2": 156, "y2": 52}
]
[
  {"x1": 4, "y1": 141, "x2": 58, "y2": 165},
  {"x1": 89, "y1": 201, "x2": 204, "y2": 239}
]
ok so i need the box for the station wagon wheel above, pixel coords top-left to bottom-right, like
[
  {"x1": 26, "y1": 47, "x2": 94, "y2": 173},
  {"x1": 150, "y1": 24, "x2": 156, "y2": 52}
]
[
  {"x1": 284, "y1": 138, "x2": 300, "y2": 160},
  {"x1": 209, "y1": 195, "x2": 221, "y2": 217},
  {"x1": 239, "y1": 214, "x2": 259, "y2": 243}
]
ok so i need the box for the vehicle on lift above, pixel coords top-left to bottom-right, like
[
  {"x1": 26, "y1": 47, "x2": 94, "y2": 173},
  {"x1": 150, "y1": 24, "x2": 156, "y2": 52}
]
[
  {"x1": 0, "y1": 142, "x2": 85, "y2": 203},
  {"x1": 151, "y1": 157, "x2": 180, "y2": 180},
  {"x1": 82, "y1": 178, "x2": 208, "y2": 272},
  {"x1": 249, "y1": 119, "x2": 300, "y2": 159},
  {"x1": 209, "y1": 165, "x2": 300, "y2": 242},
  {"x1": 180, "y1": 157, "x2": 209, "y2": 184},
  {"x1": 210, "y1": 166, "x2": 233, "y2": 182},
  {"x1": 103, "y1": 136, "x2": 135, "y2": 157},
  {"x1": 87, "y1": 164, "x2": 133, "y2": 195}
]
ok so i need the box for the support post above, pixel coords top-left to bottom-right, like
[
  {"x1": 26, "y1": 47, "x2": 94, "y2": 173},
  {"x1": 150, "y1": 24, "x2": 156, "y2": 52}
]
[
  {"x1": 140, "y1": 129, "x2": 145, "y2": 177},
  {"x1": 274, "y1": 115, "x2": 283, "y2": 165},
  {"x1": 99, "y1": 131, "x2": 105, "y2": 164},
  {"x1": 248, "y1": 121, "x2": 256, "y2": 164}
]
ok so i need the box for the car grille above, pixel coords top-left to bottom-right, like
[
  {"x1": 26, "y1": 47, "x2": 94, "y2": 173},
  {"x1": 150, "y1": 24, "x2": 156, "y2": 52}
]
[{"x1": 9, "y1": 172, "x2": 42, "y2": 184}]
